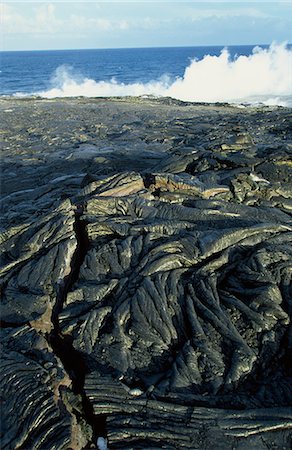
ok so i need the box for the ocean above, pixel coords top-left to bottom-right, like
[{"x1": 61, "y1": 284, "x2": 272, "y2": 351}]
[{"x1": 1, "y1": 44, "x2": 291, "y2": 106}]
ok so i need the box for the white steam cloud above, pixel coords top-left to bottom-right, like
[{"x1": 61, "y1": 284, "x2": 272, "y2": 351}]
[
  {"x1": 38, "y1": 43, "x2": 292, "y2": 106},
  {"x1": 40, "y1": 65, "x2": 170, "y2": 98}
]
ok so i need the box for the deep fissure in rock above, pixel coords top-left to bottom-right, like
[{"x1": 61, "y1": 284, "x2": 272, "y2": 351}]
[{"x1": 48, "y1": 206, "x2": 107, "y2": 447}]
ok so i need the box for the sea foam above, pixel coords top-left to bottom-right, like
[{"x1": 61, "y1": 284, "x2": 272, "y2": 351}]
[{"x1": 38, "y1": 43, "x2": 292, "y2": 106}]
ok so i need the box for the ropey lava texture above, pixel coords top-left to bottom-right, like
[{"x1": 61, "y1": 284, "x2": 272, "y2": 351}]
[{"x1": 1, "y1": 98, "x2": 292, "y2": 449}]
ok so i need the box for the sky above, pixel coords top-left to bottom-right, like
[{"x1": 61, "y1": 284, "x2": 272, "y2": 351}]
[{"x1": 1, "y1": 1, "x2": 292, "y2": 51}]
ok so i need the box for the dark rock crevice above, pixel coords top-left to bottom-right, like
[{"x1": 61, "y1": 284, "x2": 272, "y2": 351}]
[
  {"x1": 52, "y1": 206, "x2": 90, "y2": 326},
  {"x1": 48, "y1": 205, "x2": 107, "y2": 449},
  {"x1": 0, "y1": 319, "x2": 22, "y2": 328}
]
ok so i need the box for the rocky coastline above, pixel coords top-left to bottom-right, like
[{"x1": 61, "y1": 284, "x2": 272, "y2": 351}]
[{"x1": 1, "y1": 97, "x2": 292, "y2": 449}]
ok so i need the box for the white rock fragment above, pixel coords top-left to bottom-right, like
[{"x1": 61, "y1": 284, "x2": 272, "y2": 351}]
[
  {"x1": 128, "y1": 388, "x2": 144, "y2": 397},
  {"x1": 97, "y1": 436, "x2": 108, "y2": 450}
]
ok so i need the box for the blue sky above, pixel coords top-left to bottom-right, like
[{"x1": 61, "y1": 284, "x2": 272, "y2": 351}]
[{"x1": 1, "y1": 1, "x2": 292, "y2": 51}]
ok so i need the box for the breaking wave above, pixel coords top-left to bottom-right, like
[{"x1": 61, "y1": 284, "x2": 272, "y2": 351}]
[{"x1": 36, "y1": 43, "x2": 292, "y2": 106}]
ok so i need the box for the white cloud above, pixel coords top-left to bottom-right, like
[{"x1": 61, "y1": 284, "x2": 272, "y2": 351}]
[
  {"x1": 1, "y1": 1, "x2": 291, "y2": 50},
  {"x1": 33, "y1": 3, "x2": 62, "y2": 33},
  {"x1": 1, "y1": 3, "x2": 62, "y2": 33},
  {"x1": 1, "y1": 3, "x2": 130, "y2": 35},
  {"x1": 185, "y1": 7, "x2": 270, "y2": 22}
]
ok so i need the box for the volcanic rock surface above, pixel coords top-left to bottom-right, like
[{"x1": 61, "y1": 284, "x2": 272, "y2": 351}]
[{"x1": 1, "y1": 97, "x2": 292, "y2": 449}]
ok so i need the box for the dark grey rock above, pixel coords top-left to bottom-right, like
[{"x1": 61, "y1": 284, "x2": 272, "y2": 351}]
[
  {"x1": 1, "y1": 326, "x2": 87, "y2": 449},
  {"x1": 1, "y1": 97, "x2": 291, "y2": 449}
]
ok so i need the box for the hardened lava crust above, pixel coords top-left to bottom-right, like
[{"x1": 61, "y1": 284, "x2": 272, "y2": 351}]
[{"x1": 1, "y1": 97, "x2": 292, "y2": 449}]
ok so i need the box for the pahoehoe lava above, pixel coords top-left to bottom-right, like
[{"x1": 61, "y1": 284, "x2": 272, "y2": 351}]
[{"x1": 0, "y1": 96, "x2": 292, "y2": 449}]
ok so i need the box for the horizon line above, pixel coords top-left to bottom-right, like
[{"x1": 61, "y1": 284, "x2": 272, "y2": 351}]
[{"x1": 2, "y1": 42, "x2": 289, "y2": 53}]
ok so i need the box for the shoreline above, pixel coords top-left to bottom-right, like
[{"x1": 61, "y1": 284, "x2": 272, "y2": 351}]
[{"x1": 1, "y1": 94, "x2": 291, "y2": 109}]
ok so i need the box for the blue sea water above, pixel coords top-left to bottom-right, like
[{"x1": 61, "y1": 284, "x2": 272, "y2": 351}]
[{"x1": 0, "y1": 45, "x2": 291, "y2": 106}]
